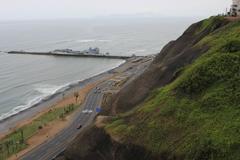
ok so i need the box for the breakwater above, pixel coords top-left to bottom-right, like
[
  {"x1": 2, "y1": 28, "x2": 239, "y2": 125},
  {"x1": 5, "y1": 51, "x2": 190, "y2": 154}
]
[{"x1": 8, "y1": 51, "x2": 132, "y2": 60}]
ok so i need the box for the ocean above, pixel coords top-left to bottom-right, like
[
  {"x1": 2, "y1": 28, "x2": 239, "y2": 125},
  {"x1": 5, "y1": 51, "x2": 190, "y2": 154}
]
[{"x1": 0, "y1": 17, "x2": 197, "y2": 121}]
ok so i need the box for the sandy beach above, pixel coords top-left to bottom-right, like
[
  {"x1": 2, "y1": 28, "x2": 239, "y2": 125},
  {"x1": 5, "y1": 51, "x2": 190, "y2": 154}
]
[
  {"x1": 0, "y1": 55, "x2": 150, "y2": 136},
  {"x1": 7, "y1": 76, "x2": 109, "y2": 160},
  {"x1": 0, "y1": 56, "x2": 153, "y2": 160},
  {"x1": 0, "y1": 60, "x2": 120, "y2": 137}
]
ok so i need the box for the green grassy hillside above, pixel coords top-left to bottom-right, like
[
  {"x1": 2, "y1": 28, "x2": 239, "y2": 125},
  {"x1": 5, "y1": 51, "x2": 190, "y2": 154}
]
[{"x1": 106, "y1": 17, "x2": 240, "y2": 160}]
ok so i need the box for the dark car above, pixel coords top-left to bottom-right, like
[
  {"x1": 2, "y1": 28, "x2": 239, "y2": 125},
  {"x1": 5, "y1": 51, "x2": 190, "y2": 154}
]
[{"x1": 77, "y1": 125, "x2": 82, "y2": 129}]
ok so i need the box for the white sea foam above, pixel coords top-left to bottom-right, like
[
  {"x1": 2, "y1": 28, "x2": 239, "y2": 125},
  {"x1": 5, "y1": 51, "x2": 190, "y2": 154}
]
[
  {"x1": 75, "y1": 39, "x2": 111, "y2": 43},
  {"x1": 128, "y1": 49, "x2": 146, "y2": 54},
  {"x1": 49, "y1": 39, "x2": 111, "y2": 46},
  {"x1": 0, "y1": 60, "x2": 125, "y2": 122},
  {"x1": 0, "y1": 95, "x2": 43, "y2": 121},
  {"x1": 0, "y1": 84, "x2": 66, "y2": 121},
  {"x1": 54, "y1": 39, "x2": 75, "y2": 44},
  {"x1": 35, "y1": 84, "x2": 63, "y2": 95}
]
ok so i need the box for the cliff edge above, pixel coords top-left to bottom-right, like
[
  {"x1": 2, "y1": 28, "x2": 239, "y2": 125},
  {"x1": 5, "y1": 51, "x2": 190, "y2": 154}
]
[{"x1": 59, "y1": 16, "x2": 240, "y2": 160}]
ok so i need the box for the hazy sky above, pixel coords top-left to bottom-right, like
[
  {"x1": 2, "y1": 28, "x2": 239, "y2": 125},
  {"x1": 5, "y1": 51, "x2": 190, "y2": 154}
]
[{"x1": 0, "y1": 0, "x2": 232, "y2": 20}]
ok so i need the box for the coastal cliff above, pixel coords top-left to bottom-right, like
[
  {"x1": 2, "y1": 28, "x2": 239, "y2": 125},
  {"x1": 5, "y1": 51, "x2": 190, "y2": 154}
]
[{"x1": 59, "y1": 16, "x2": 240, "y2": 160}]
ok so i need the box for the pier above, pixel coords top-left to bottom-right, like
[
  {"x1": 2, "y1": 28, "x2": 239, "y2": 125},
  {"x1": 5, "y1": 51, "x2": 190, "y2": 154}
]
[{"x1": 8, "y1": 51, "x2": 133, "y2": 60}]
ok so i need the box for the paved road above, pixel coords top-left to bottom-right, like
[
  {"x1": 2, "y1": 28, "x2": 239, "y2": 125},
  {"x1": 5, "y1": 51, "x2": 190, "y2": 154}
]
[
  {"x1": 19, "y1": 56, "x2": 153, "y2": 160},
  {"x1": 20, "y1": 83, "x2": 107, "y2": 160}
]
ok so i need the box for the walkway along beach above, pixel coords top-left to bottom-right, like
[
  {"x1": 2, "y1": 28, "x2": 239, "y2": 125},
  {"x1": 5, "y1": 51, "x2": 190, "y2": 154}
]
[{"x1": 0, "y1": 55, "x2": 153, "y2": 160}]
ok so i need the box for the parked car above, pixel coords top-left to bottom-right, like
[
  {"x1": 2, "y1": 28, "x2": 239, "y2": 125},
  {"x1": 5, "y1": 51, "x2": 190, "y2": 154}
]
[{"x1": 77, "y1": 124, "x2": 82, "y2": 129}]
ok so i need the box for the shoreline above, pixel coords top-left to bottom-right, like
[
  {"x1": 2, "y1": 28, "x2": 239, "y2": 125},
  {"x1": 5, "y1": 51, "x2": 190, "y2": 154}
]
[
  {"x1": 2, "y1": 55, "x2": 153, "y2": 160},
  {"x1": 0, "y1": 59, "x2": 126, "y2": 135},
  {"x1": 7, "y1": 79, "x2": 103, "y2": 160}
]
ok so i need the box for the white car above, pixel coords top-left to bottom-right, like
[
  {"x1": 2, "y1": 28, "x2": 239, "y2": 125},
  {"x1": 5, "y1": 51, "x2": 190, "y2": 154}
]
[{"x1": 82, "y1": 109, "x2": 93, "y2": 114}]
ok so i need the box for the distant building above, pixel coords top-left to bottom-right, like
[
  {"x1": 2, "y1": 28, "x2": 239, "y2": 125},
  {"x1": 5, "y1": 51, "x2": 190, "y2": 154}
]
[
  {"x1": 53, "y1": 47, "x2": 101, "y2": 55},
  {"x1": 230, "y1": 0, "x2": 240, "y2": 16},
  {"x1": 54, "y1": 49, "x2": 73, "y2": 53},
  {"x1": 88, "y1": 47, "x2": 100, "y2": 54}
]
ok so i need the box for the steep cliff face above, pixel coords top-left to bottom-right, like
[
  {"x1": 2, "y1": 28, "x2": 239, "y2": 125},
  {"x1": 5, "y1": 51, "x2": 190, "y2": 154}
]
[
  {"x1": 108, "y1": 16, "x2": 229, "y2": 114},
  {"x1": 63, "y1": 126, "x2": 156, "y2": 160},
  {"x1": 60, "y1": 16, "x2": 240, "y2": 160}
]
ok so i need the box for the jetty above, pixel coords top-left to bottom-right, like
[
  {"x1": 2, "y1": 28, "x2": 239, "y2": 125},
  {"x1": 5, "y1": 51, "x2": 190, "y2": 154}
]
[{"x1": 8, "y1": 50, "x2": 133, "y2": 60}]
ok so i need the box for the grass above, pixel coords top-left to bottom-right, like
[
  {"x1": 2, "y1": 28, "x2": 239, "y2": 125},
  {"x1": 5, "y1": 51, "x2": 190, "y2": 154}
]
[
  {"x1": 105, "y1": 17, "x2": 240, "y2": 159},
  {"x1": 195, "y1": 16, "x2": 225, "y2": 35},
  {"x1": 0, "y1": 103, "x2": 78, "y2": 160}
]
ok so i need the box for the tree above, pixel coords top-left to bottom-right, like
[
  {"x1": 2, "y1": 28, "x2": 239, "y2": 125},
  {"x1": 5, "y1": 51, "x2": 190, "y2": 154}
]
[
  {"x1": 0, "y1": 144, "x2": 3, "y2": 154},
  {"x1": 5, "y1": 141, "x2": 10, "y2": 155},
  {"x1": 59, "y1": 113, "x2": 64, "y2": 120},
  {"x1": 74, "y1": 92, "x2": 79, "y2": 103},
  {"x1": 20, "y1": 129, "x2": 24, "y2": 144},
  {"x1": 38, "y1": 125, "x2": 43, "y2": 130}
]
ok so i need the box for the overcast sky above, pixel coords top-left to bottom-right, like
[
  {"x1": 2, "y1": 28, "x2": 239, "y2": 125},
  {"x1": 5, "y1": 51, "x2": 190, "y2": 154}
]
[{"x1": 0, "y1": 0, "x2": 232, "y2": 20}]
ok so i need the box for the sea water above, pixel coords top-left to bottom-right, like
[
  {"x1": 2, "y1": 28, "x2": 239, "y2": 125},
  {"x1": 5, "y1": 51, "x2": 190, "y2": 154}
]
[{"x1": 0, "y1": 17, "x2": 197, "y2": 121}]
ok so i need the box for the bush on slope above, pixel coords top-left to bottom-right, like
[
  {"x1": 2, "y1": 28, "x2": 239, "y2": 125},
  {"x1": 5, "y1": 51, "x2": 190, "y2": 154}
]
[{"x1": 106, "y1": 17, "x2": 240, "y2": 160}]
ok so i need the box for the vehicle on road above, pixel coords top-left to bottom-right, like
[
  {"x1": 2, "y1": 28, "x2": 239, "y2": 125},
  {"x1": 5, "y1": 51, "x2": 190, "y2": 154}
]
[
  {"x1": 94, "y1": 87, "x2": 101, "y2": 94},
  {"x1": 77, "y1": 125, "x2": 82, "y2": 129},
  {"x1": 82, "y1": 109, "x2": 93, "y2": 114}
]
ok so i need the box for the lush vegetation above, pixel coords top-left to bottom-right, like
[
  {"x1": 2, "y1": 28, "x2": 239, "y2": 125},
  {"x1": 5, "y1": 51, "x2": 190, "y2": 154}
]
[
  {"x1": 196, "y1": 16, "x2": 225, "y2": 34},
  {"x1": 0, "y1": 104, "x2": 78, "y2": 160},
  {"x1": 106, "y1": 17, "x2": 240, "y2": 159}
]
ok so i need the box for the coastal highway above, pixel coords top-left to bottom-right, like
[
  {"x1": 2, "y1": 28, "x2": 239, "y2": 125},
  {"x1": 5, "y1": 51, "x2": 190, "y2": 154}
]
[
  {"x1": 19, "y1": 83, "x2": 107, "y2": 160},
  {"x1": 19, "y1": 56, "x2": 153, "y2": 160}
]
